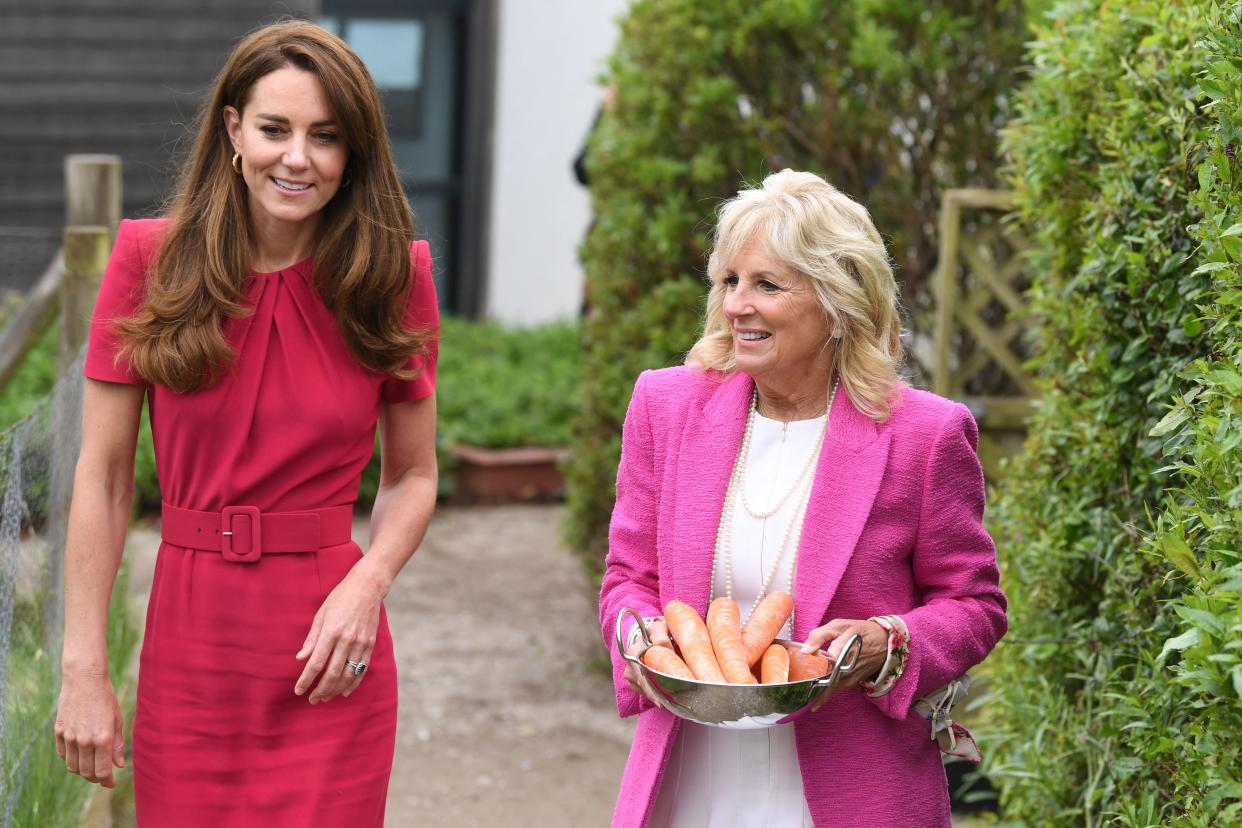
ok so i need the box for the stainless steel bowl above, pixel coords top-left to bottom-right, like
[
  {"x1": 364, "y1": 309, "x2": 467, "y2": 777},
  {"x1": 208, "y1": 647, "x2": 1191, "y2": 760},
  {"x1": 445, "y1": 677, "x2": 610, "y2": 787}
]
[{"x1": 616, "y1": 607, "x2": 862, "y2": 730}]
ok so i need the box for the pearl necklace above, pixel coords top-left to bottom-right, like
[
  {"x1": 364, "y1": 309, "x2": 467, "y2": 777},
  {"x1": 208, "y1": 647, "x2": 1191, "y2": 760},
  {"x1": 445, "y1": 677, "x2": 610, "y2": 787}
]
[
  {"x1": 739, "y1": 381, "x2": 838, "y2": 519},
  {"x1": 709, "y1": 379, "x2": 837, "y2": 626}
]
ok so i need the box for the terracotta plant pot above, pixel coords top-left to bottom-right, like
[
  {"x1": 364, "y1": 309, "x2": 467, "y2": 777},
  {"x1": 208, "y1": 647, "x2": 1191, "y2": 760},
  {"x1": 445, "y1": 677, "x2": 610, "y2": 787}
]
[{"x1": 448, "y1": 444, "x2": 568, "y2": 504}]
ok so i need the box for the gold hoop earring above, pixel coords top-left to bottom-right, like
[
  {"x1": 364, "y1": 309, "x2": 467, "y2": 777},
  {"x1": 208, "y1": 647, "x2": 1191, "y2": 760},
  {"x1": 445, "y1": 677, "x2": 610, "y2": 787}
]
[{"x1": 232, "y1": 153, "x2": 242, "y2": 175}]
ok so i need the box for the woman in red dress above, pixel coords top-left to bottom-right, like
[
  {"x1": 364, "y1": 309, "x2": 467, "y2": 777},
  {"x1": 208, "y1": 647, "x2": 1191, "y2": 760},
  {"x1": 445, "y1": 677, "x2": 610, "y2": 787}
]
[{"x1": 53, "y1": 22, "x2": 438, "y2": 826}]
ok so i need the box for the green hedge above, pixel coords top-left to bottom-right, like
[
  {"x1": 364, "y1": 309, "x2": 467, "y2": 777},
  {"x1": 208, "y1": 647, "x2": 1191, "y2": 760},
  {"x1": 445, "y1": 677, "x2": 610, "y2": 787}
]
[
  {"x1": 0, "y1": 313, "x2": 579, "y2": 509},
  {"x1": 565, "y1": 0, "x2": 1036, "y2": 575},
  {"x1": 986, "y1": 1, "x2": 1240, "y2": 823},
  {"x1": 357, "y1": 315, "x2": 580, "y2": 502},
  {"x1": 1142, "y1": 7, "x2": 1242, "y2": 822}
]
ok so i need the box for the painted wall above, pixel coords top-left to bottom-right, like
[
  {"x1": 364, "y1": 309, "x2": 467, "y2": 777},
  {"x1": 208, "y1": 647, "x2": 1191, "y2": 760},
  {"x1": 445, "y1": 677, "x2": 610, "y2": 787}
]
[{"x1": 484, "y1": 0, "x2": 629, "y2": 325}]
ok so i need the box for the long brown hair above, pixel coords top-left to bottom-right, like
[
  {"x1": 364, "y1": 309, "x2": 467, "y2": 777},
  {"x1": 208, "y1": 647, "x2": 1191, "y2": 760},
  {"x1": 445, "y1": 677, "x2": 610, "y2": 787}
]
[{"x1": 116, "y1": 20, "x2": 431, "y2": 392}]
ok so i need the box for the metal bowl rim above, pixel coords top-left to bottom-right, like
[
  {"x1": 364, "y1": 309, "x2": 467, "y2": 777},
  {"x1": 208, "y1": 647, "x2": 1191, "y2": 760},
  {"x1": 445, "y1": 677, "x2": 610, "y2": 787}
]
[{"x1": 638, "y1": 637, "x2": 831, "y2": 690}]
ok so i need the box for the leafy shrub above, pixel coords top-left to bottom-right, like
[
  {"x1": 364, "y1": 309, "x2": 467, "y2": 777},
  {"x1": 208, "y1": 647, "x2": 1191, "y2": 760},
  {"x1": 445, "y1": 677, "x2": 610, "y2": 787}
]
[
  {"x1": 0, "y1": 298, "x2": 58, "y2": 429},
  {"x1": 564, "y1": 0, "x2": 1036, "y2": 575},
  {"x1": 1140, "y1": 8, "x2": 1242, "y2": 822},
  {"x1": 1, "y1": 311, "x2": 579, "y2": 509},
  {"x1": 357, "y1": 315, "x2": 581, "y2": 502},
  {"x1": 984, "y1": 1, "x2": 1237, "y2": 823}
]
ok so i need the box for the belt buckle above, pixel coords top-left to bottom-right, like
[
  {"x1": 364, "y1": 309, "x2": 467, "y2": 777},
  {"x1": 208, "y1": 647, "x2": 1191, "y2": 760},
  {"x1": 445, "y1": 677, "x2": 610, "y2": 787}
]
[{"x1": 221, "y1": 505, "x2": 262, "y2": 563}]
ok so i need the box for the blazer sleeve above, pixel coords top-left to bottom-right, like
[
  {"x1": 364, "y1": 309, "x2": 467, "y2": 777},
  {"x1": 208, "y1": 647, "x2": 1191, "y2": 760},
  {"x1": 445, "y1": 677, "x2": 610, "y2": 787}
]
[
  {"x1": 868, "y1": 402, "x2": 1008, "y2": 720},
  {"x1": 83, "y1": 218, "x2": 150, "y2": 385},
  {"x1": 598, "y1": 370, "x2": 663, "y2": 718},
  {"x1": 380, "y1": 239, "x2": 440, "y2": 404}
]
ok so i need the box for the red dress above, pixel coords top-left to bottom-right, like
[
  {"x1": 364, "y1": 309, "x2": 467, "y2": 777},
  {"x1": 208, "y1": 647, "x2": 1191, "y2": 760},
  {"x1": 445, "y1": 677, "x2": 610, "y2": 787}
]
[{"x1": 84, "y1": 218, "x2": 438, "y2": 827}]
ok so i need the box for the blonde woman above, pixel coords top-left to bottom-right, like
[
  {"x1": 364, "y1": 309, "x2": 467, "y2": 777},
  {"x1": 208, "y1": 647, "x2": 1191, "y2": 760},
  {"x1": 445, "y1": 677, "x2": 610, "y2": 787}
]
[
  {"x1": 600, "y1": 170, "x2": 1007, "y2": 827},
  {"x1": 54, "y1": 21, "x2": 437, "y2": 826}
]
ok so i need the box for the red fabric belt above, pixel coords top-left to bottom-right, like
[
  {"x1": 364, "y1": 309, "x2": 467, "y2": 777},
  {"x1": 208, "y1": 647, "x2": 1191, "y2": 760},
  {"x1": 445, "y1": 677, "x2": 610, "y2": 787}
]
[{"x1": 160, "y1": 501, "x2": 354, "y2": 563}]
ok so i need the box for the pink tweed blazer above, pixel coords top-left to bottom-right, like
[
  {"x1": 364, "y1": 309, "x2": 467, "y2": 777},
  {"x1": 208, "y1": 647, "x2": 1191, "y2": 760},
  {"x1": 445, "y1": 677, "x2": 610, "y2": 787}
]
[{"x1": 599, "y1": 366, "x2": 1007, "y2": 827}]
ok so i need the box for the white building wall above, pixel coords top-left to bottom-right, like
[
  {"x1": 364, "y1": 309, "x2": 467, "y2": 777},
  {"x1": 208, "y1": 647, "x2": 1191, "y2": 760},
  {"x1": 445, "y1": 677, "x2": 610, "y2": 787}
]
[{"x1": 485, "y1": 0, "x2": 629, "y2": 325}]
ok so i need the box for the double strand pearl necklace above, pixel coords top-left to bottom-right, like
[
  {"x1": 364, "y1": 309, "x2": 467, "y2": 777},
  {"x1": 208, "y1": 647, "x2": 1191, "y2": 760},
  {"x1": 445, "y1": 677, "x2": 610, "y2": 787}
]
[
  {"x1": 709, "y1": 379, "x2": 838, "y2": 627},
  {"x1": 739, "y1": 380, "x2": 839, "y2": 520}
]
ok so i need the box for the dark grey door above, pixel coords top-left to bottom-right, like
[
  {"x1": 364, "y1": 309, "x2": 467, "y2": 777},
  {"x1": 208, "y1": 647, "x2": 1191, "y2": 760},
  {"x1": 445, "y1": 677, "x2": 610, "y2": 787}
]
[{"x1": 322, "y1": 0, "x2": 484, "y2": 314}]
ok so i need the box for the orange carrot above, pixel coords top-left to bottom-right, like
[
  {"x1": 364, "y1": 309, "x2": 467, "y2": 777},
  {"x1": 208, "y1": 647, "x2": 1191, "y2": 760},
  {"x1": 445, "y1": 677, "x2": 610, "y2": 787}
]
[
  {"x1": 786, "y1": 646, "x2": 830, "y2": 682},
  {"x1": 706, "y1": 597, "x2": 757, "y2": 684},
  {"x1": 760, "y1": 643, "x2": 790, "y2": 684},
  {"x1": 642, "y1": 645, "x2": 695, "y2": 680},
  {"x1": 664, "y1": 600, "x2": 726, "y2": 683},
  {"x1": 740, "y1": 591, "x2": 794, "y2": 666}
]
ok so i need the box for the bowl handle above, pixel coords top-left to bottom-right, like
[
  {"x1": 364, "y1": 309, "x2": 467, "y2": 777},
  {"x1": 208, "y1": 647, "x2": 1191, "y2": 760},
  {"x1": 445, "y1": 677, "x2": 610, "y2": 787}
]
[
  {"x1": 808, "y1": 633, "x2": 864, "y2": 712},
  {"x1": 616, "y1": 607, "x2": 653, "y2": 665}
]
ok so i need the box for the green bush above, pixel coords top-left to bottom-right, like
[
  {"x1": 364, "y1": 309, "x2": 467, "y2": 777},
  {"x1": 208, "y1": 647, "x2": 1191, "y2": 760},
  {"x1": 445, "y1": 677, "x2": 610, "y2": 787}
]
[
  {"x1": 1141, "y1": 8, "x2": 1242, "y2": 822},
  {"x1": 357, "y1": 315, "x2": 581, "y2": 502},
  {"x1": 1, "y1": 312, "x2": 580, "y2": 509},
  {"x1": 564, "y1": 0, "x2": 1036, "y2": 575},
  {"x1": 0, "y1": 299, "x2": 58, "y2": 430},
  {"x1": 984, "y1": 1, "x2": 1238, "y2": 823}
]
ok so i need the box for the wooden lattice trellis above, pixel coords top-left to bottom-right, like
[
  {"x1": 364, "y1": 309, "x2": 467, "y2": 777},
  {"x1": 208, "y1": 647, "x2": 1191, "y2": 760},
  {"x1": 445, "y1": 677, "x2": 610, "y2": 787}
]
[{"x1": 931, "y1": 188, "x2": 1034, "y2": 475}]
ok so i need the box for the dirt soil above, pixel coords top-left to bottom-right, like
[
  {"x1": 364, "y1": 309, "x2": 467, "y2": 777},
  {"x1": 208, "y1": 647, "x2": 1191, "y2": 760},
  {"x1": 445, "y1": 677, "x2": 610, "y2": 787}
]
[{"x1": 124, "y1": 504, "x2": 633, "y2": 828}]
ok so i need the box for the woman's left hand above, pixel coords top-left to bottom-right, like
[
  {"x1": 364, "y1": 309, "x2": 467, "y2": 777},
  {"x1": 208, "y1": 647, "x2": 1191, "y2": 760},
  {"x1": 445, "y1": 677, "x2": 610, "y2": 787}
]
[
  {"x1": 293, "y1": 564, "x2": 388, "y2": 703},
  {"x1": 801, "y1": 618, "x2": 889, "y2": 692}
]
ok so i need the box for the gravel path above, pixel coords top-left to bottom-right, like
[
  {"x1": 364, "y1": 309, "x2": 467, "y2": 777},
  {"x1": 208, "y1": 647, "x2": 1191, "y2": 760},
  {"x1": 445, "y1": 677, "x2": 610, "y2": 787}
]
[{"x1": 124, "y1": 504, "x2": 633, "y2": 827}]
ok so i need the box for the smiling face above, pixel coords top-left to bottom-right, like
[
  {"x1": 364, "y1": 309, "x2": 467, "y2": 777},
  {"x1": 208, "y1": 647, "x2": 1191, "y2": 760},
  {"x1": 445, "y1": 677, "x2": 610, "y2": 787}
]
[
  {"x1": 223, "y1": 65, "x2": 348, "y2": 242},
  {"x1": 722, "y1": 238, "x2": 834, "y2": 398}
]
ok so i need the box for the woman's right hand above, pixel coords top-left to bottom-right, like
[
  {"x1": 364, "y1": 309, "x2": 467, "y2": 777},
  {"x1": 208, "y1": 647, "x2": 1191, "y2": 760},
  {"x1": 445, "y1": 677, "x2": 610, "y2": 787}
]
[
  {"x1": 623, "y1": 618, "x2": 671, "y2": 705},
  {"x1": 54, "y1": 669, "x2": 126, "y2": 788}
]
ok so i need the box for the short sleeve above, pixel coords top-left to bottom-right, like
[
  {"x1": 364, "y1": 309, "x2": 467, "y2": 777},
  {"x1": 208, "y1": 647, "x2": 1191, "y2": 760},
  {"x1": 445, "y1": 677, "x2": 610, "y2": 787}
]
[
  {"x1": 380, "y1": 239, "x2": 440, "y2": 404},
  {"x1": 83, "y1": 218, "x2": 151, "y2": 385}
]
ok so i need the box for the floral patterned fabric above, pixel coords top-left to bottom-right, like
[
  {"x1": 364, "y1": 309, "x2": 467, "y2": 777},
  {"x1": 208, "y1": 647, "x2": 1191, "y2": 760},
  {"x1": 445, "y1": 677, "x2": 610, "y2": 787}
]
[{"x1": 863, "y1": 614, "x2": 910, "y2": 697}]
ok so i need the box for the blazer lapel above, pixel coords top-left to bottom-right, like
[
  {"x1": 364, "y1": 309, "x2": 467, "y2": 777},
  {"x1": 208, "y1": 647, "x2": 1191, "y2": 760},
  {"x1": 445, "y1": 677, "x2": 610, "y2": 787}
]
[
  {"x1": 792, "y1": 390, "x2": 892, "y2": 641},
  {"x1": 670, "y1": 371, "x2": 751, "y2": 615}
]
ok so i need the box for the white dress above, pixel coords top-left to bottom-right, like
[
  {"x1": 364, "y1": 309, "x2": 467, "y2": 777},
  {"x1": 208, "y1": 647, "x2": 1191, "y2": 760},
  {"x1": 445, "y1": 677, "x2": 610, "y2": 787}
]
[{"x1": 648, "y1": 411, "x2": 826, "y2": 828}]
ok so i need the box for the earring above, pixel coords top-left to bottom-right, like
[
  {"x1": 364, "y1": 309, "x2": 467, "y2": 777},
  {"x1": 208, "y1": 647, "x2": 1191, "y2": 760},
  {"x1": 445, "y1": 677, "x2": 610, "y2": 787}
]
[{"x1": 232, "y1": 152, "x2": 242, "y2": 174}]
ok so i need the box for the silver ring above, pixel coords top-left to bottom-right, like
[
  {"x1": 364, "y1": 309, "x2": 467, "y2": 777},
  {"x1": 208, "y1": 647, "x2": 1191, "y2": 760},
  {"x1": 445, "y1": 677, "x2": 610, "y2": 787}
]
[{"x1": 346, "y1": 659, "x2": 367, "y2": 676}]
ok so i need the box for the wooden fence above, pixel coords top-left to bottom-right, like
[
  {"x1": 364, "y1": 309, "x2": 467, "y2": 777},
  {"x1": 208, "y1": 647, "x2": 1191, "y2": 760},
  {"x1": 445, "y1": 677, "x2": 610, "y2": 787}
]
[
  {"x1": 0, "y1": 154, "x2": 120, "y2": 392},
  {"x1": 932, "y1": 188, "x2": 1034, "y2": 478}
]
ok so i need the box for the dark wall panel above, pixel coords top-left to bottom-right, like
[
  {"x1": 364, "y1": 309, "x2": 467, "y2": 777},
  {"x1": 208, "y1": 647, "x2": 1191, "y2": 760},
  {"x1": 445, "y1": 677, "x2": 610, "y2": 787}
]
[{"x1": 0, "y1": 1, "x2": 320, "y2": 289}]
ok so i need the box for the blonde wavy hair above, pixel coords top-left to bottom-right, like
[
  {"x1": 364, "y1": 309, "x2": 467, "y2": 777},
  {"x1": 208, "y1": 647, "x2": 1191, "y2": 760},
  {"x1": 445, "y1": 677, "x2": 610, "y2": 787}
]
[{"x1": 686, "y1": 169, "x2": 904, "y2": 422}]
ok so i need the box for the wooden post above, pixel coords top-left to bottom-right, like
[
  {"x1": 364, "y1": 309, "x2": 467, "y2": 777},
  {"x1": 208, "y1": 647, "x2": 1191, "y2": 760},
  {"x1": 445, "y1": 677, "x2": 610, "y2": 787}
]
[
  {"x1": 59, "y1": 227, "x2": 111, "y2": 372},
  {"x1": 933, "y1": 192, "x2": 961, "y2": 398},
  {"x1": 59, "y1": 154, "x2": 121, "y2": 372},
  {"x1": 65, "y1": 154, "x2": 122, "y2": 240},
  {"x1": 44, "y1": 157, "x2": 122, "y2": 670}
]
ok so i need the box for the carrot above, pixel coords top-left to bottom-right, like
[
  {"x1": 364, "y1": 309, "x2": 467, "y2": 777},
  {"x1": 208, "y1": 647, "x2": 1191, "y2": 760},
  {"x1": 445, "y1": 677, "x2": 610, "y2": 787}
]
[
  {"x1": 706, "y1": 597, "x2": 757, "y2": 684},
  {"x1": 740, "y1": 591, "x2": 794, "y2": 666},
  {"x1": 663, "y1": 600, "x2": 726, "y2": 683},
  {"x1": 642, "y1": 645, "x2": 695, "y2": 680},
  {"x1": 760, "y1": 643, "x2": 790, "y2": 684},
  {"x1": 786, "y1": 646, "x2": 830, "y2": 682}
]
